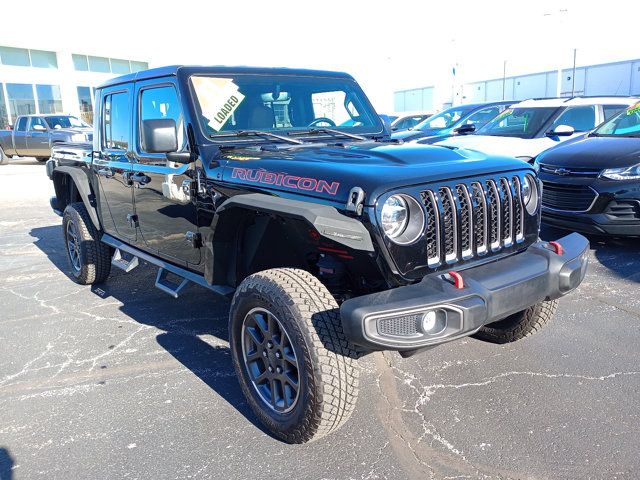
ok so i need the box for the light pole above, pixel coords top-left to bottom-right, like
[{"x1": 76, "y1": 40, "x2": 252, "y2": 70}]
[{"x1": 543, "y1": 8, "x2": 568, "y2": 97}]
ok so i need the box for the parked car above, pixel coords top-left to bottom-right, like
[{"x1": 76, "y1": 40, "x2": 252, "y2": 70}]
[
  {"x1": 0, "y1": 114, "x2": 92, "y2": 164},
  {"x1": 434, "y1": 97, "x2": 637, "y2": 163},
  {"x1": 536, "y1": 101, "x2": 640, "y2": 236},
  {"x1": 391, "y1": 101, "x2": 513, "y2": 142},
  {"x1": 46, "y1": 65, "x2": 588, "y2": 443},
  {"x1": 390, "y1": 112, "x2": 432, "y2": 131}
]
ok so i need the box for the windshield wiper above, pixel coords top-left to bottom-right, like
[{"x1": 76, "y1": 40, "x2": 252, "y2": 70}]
[
  {"x1": 211, "y1": 130, "x2": 304, "y2": 145},
  {"x1": 303, "y1": 128, "x2": 367, "y2": 141}
]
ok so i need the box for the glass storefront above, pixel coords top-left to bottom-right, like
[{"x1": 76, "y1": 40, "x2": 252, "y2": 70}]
[
  {"x1": 36, "y1": 84, "x2": 63, "y2": 114},
  {"x1": 6, "y1": 83, "x2": 36, "y2": 122}
]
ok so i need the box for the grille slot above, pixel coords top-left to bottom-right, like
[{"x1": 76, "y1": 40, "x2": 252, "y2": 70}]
[
  {"x1": 378, "y1": 314, "x2": 420, "y2": 337},
  {"x1": 541, "y1": 182, "x2": 598, "y2": 211},
  {"x1": 605, "y1": 200, "x2": 640, "y2": 219},
  {"x1": 420, "y1": 175, "x2": 526, "y2": 267},
  {"x1": 439, "y1": 187, "x2": 458, "y2": 263}
]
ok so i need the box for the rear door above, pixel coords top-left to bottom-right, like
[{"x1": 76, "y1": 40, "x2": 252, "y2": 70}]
[
  {"x1": 92, "y1": 84, "x2": 137, "y2": 241},
  {"x1": 13, "y1": 117, "x2": 28, "y2": 154},
  {"x1": 26, "y1": 117, "x2": 50, "y2": 157},
  {"x1": 130, "y1": 79, "x2": 201, "y2": 267}
]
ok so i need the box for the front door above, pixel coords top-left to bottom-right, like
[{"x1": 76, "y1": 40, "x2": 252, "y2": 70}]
[
  {"x1": 130, "y1": 80, "x2": 201, "y2": 267},
  {"x1": 26, "y1": 117, "x2": 50, "y2": 157},
  {"x1": 12, "y1": 117, "x2": 28, "y2": 154},
  {"x1": 93, "y1": 84, "x2": 136, "y2": 241}
]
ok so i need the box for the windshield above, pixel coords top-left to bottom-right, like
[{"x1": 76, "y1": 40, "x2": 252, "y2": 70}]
[
  {"x1": 44, "y1": 115, "x2": 89, "y2": 129},
  {"x1": 593, "y1": 102, "x2": 640, "y2": 137},
  {"x1": 476, "y1": 107, "x2": 558, "y2": 139},
  {"x1": 413, "y1": 106, "x2": 475, "y2": 131},
  {"x1": 190, "y1": 74, "x2": 382, "y2": 141}
]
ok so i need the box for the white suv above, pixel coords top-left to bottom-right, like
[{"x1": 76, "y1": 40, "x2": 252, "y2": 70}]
[{"x1": 432, "y1": 97, "x2": 638, "y2": 162}]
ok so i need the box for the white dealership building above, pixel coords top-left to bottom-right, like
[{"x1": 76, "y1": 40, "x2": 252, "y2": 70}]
[{"x1": 0, "y1": 44, "x2": 149, "y2": 129}]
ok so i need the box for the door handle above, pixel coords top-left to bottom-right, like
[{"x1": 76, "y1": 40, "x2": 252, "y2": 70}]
[{"x1": 97, "y1": 168, "x2": 113, "y2": 178}]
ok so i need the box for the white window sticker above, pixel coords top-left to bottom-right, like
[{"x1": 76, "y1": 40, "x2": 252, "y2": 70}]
[{"x1": 191, "y1": 76, "x2": 245, "y2": 131}]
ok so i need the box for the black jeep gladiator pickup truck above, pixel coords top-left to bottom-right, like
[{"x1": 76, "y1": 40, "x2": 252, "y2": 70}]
[{"x1": 46, "y1": 66, "x2": 589, "y2": 443}]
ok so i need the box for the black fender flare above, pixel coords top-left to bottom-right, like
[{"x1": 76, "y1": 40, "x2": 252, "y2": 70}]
[
  {"x1": 52, "y1": 166, "x2": 101, "y2": 229},
  {"x1": 201, "y1": 193, "x2": 375, "y2": 286}
]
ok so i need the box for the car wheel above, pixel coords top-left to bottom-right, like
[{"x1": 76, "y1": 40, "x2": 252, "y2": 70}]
[
  {"x1": 62, "y1": 202, "x2": 111, "y2": 284},
  {"x1": 473, "y1": 299, "x2": 558, "y2": 344},
  {"x1": 229, "y1": 268, "x2": 360, "y2": 443}
]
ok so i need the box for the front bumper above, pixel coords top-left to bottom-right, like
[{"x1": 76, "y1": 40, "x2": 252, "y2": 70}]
[
  {"x1": 340, "y1": 233, "x2": 589, "y2": 352},
  {"x1": 542, "y1": 207, "x2": 640, "y2": 236}
]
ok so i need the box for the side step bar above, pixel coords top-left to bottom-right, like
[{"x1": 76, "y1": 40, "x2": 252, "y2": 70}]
[
  {"x1": 111, "y1": 248, "x2": 139, "y2": 272},
  {"x1": 101, "y1": 234, "x2": 235, "y2": 298}
]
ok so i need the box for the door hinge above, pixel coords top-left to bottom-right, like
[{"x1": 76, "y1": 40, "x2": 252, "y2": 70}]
[
  {"x1": 185, "y1": 231, "x2": 202, "y2": 249},
  {"x1": 127, "y1": 213, "x2": 139, "y2": 228}
]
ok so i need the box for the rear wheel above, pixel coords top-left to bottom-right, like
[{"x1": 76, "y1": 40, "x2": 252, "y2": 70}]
[
  {"x1": 35, "y1": 157, "x2": 48, "y2": 162},
  {"x1": 229, "y1": 268, "x2": 360, "y2": 443},
  {"x1": 474, "y1": 299, "x2": 558, "y2": 344},
  {"x1": 62, "y1": 202, "x2": 111, "y2": 284}
]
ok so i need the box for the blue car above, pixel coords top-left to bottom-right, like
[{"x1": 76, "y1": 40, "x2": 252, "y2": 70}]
[{"x1": 391, "y1": 101, "x2": 513, "y2": 143}]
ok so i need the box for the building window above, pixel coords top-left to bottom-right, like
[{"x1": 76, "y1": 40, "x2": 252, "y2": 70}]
[
  {"x1": 6, "y1": 83, "x2": 36, "y2": 122},
  {"x1": 131, "y1": 61, "x2": 149, "y2": 72},
  {"x1": 72, "y1": 54, "x2": 89, "y2": 71},
  {"x1": 0, "y1": 46, "x2": 30, "y2": 67},
  {"x1": 103, "y1": 92, "x2": 130, "y2": 150},
  {"x1": 0, "y1": 46, "x2": 57, "y2": 69},
  {"x1": 77, "y1": 86, "x2": 93, "y2": 124},
  {"x1": 110, "y1": 58, "x2": 131, "y2": 74},
  {"x1": 0, "y1": 85, "x2": 8, "y2": 130},
  {"x1": 36, "y1": 84, "x2": 63, "y2": 114},
  {"x1": 29, "y1": 50, "x2": 58, "y2": 69},
  {"x1": 88, "y1": 56, "x2": 111, "y2": 73}
]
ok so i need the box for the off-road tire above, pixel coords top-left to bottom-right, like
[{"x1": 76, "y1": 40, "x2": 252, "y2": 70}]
[
  {"x1": 229, "y1": 268, "x2": 360, "y2": 443},
  {"x1": 474, "y1": 299, "x2": 558, "y2": 344},
  {"x1": 62, "y1": 202, "x2": 111, "y2": 284},
  {"x1": 0, "y1": 146, "x2": 7, "y2": 165}
]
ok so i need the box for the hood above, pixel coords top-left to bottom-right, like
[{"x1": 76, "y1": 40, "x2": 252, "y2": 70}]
[
  {"x1": 434, "y1": 134, "x2": 565, "y2": 159},
  {"x1": 537, "y1": 135, "x2": 640, "y2": 169},
  {"x1": 391, "y1": 127, "x2": 448, "y2": 142},
  {"x1": 215, "y1": 142, "x2": 534, "y2": 205}
]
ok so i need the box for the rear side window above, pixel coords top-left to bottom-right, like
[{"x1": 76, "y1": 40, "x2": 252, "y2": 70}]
[
  {"x1": 103, "y1": 92, "x2": 130, "y2": 150},
  {"x1": 550, "y1": 106, "x2": 596, "y2": 132},
  {"x1": 29, "y1": 117, "x2": 47, "y2": 131},
  {"x1": 15, "y1": 117, "x2": 28, "y2": 131},
  {"x1": 603, "y1": 105, "x2": 628, "y2": 121}
]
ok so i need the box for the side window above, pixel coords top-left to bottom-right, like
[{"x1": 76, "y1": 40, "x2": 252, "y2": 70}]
[
  {"x1": 29, "y1": 117, "x2": 47, "y2": 131},
  {"x1": 103, "y1": 92, "x2": 130, "y2": 150},
  {"x1": 551, "y1": 106, "x2": 596, "y2": 132},
  {"x1": 465, "y1": 107, "x2": 500, "y2": 126},
  {"x1": 15, "y1": 117, "x2": 28, "y2": 131},
  {"x1": 139, "y1": 85, "x2": 184, "y2": 152},
  {"x1": 603, "y1": 105, "x2": 627, "y2": 121}
]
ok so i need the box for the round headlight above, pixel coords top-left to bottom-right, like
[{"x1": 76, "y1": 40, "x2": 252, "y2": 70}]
[
  {"x1": 381, "y1": 195, "x2": 408, "y2": 238},
  {"x1": 522, "y1": 174, "x2": 539, "y2": 214},
  {"x1": 380, "y1": 194, "x2": 426, "y2": 244}
]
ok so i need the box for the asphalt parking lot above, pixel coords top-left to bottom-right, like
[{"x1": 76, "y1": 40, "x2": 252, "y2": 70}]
[{"x1": 1, "y1": 159, "x2": 639, "y2": 480}]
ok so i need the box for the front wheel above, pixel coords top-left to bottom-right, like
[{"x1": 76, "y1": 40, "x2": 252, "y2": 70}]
[
  {"x1": 229, "y1": 268, "x2": 360, "y2": 443},
  {"x1": 474, "y1": 299, "x2": 558, "y2": 344},
  {"x1": 62, "y1": 202, "x2": 111, "y2": 284}
]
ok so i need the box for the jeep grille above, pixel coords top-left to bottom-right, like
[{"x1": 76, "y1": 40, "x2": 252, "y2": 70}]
[{"x1": 419, "y1": 176, "x2": 525, "y2": 267}]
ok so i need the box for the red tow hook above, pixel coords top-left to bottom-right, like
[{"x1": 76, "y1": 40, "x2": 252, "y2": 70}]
[
  {"x1": 448, "y1": 271, "x2": 465, "y2": 289},
  {"x1": 548, "y1": 241, "x2": 564, "y2": 255}
]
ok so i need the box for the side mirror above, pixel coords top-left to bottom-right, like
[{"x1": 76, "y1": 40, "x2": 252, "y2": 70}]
[
  {"x1": 546, "y1": 124, "x2": 575, "y2": 137},
  {"x1": 454, "y1": 123, "x2": 476, "y2": 135},
  {"x1": 142, "y1": 119, "x2": 178, "y2": 153},
  {"x1": 33, "y1": 124, "x2": 46, "y2": 132}
]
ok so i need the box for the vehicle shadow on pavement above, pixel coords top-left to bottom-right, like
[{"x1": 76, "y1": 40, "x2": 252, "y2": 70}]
[
  {"x1": 0, "y1": 447, "x2": 15, "y2": 480},
  {"x1": 29, "y1": 225, "x2": 272, "y2": 438},
  {"x1": 540, "y1": 224, "x2": 640, "y2": 283}
]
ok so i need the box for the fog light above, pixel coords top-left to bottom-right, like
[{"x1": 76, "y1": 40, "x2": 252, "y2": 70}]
[{"x1": 421, "y1": 310, "x2": 447, "y2": 335}]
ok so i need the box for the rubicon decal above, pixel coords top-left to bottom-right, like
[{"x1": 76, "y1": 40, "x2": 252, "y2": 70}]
[{"x1": 231, "y1": 168, "x2": 340, "y2": 195}]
